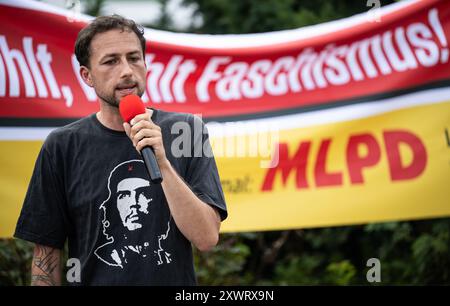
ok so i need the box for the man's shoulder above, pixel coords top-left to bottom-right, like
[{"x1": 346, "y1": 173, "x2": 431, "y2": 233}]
[
  {"x1": 44, "y1": 115, "x2": 95, "y2": 148},
  {"x1": 153, "y1": 108, "x2": 204, "y2": 126}
]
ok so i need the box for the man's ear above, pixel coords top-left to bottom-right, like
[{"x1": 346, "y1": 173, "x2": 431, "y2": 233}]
[{"x1": 80, "y1": 66, "x2": 93, "y2": 87}]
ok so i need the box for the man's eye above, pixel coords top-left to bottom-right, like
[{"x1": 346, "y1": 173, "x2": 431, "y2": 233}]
[
  {"x1": 129, "y1": 57, "x2": 140, "y2": 62},
  {"x1": 104, "y1": 59, "x2": 117, "y2": 65},
  {"x1": 118, "y1": 193, "x2": 129, "y2": 200}
]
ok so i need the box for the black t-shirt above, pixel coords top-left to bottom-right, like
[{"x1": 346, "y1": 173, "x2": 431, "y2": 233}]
[{"x1": 14, "y1": 108, "x2": 227, "y2": 286}]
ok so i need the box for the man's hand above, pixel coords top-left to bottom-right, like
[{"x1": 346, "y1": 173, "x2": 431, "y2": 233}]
[
  {"x1": 124, "y1": 110, "x2": 221, "y2": 251},
  {"x1": 31, "y1": 244, "x2": 61, "y2": 286},
  {"x1": 123, "y1": 109, "x2": 169, "y2": 167}
]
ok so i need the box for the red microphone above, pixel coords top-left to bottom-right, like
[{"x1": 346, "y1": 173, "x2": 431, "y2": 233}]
[{"x1": 119, "y1": 95, "x2": 163, "y2": 184}]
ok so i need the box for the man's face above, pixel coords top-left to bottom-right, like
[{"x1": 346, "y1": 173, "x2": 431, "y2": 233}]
[
  {"x1": 82, "y1": 29, "x2": 147, "y2": 107},
  {"x1": 116, "y1": 177, "x2": 152, "y2": 231}
]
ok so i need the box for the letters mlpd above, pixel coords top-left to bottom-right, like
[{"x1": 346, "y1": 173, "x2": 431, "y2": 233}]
[{"x1": 262, "y1": 130, "x2": 427, "y2": 191}]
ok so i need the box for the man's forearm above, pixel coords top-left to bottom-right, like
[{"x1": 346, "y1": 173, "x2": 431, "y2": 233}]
[
  {"x1": 160, "y1": 161, "x2": 221, "y2": 252},
  {"x1": 31, "y1": 244, "x2": 62, "y2": 286}
]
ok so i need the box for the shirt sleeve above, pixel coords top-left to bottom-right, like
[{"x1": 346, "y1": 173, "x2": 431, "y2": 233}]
[
  {"x1": 184, "y1": 115, "x2": 228, "y2": 221},
  {"x1": 14, "y1": 137, "x2": 69, "y2": 249}
]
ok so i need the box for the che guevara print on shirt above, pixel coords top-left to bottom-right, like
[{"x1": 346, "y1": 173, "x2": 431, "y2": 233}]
[{"x1": 94, "y1": 159, "x2": 172, "y2": 268}]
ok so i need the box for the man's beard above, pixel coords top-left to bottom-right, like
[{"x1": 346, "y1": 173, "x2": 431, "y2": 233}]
[
  {"x1": 96, "y1": 86, "x2": 144, "y2": 108},
  {"x1": 97, "y1": 91, "x2": 120, "y2": 108},
  {"x1": 121, "y1": 218, "x2": 147, "y2": 244}
]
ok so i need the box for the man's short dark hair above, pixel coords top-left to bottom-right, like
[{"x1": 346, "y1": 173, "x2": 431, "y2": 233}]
[{"x1": 75, "y1": 14, "x2": 146, "y2": 68}]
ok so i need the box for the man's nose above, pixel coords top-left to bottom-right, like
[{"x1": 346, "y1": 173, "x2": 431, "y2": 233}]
[
  {"x1": 128, "y1": 191, "x2": 139, "y2": 207},
  {"x1": 119, "y1": 59, "x2": 133, "y2": 78},
  {"x1": 129, "y1": 191, "x2": 142, "y2": 208}
]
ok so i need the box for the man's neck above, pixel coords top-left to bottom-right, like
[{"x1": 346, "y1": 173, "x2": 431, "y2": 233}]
[{"x1": 96, "y1": 101, "x2": 124, "y2": 131}]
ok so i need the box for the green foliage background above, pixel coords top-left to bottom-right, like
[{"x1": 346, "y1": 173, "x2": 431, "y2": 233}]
[
  {"x1": 1, "y1": 0, "x2": 449, "y2": 285},
  {"x1": 193, "y1": 218, "x2": 450, "y2": 285},
  {"x1": 2, "y1": 218, "x2": 449, "y2": 285}
]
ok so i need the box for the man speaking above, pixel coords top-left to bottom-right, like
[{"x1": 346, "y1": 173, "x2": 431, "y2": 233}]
[{"x1": 14, "y1": 15, "x2": 227, "y2": 286}]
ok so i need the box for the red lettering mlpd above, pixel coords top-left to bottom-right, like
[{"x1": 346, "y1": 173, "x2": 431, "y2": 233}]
[{"x1": 261, "y1": 130, "x2": 427, "y2": 191}]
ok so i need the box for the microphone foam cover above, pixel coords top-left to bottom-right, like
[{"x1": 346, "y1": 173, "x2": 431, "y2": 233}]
[{"x1": 119, "y1": 94, "x2": 146, "y2": 123}]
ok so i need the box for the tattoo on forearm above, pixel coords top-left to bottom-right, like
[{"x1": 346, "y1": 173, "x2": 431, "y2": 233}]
[
  {"x1": 31, "y1": 245, "x2": 59, "y2": 286},
  {"x1": 31, "y1": 274, "x2": 56, "y2": 286}
]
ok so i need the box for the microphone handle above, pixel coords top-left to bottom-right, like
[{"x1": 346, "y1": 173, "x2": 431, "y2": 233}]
[{"x1": 141, "y1": 146, "x2": 163, "y2": 184}]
